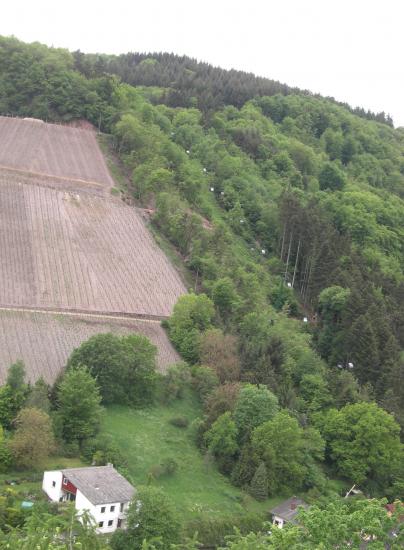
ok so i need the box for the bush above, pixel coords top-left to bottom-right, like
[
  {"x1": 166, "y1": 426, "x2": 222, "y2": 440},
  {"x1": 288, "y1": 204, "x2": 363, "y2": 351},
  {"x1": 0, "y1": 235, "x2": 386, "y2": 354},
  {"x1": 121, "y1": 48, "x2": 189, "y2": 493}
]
[
  {"x1": 149, "y1": 457, "x2": 178, "y2": 479},
  {"x1": 81, "y1": 435, "x2": 128, "y2": 469},
  {"x1": 163, "y1": 362, "x2": 191, "y2": 403},
  {"x1": 62, "y1": 440, "x2": 80, "y2": 458},
  {"x1": 169, "y1": 416, "x2": 189, "y2": 428},
  {"x1": 118, "y1": 486, "x2": 181, "y2": 547},
  {"x1": 191, "y1": 365, "x2": 219, "y2": 402},
  {"x1": 189, "y1": 417, "x2": 207, "y2": 448},
  {"x1": 184, "y1": 513, "x2": 266, "y2": 548},
  {"x1": 167, "y1": 294, "x2": 215, "y2": 363},
  {"x1": 161, "y1": 457, "x2": 178, "y2": 476},
  {"x1": 0, "y1": 440, "x2": 12, "y2": 472}
]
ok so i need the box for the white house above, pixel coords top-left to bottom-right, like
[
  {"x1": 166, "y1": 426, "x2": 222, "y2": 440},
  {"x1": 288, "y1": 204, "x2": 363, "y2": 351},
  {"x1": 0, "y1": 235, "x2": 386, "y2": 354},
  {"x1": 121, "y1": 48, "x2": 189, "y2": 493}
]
[
  {"x1": 42, "y1": 464, "x2": 136, "y2": 534},
  {"x1": 270, "y1": 497, "x2": 309, "y2": 529}
]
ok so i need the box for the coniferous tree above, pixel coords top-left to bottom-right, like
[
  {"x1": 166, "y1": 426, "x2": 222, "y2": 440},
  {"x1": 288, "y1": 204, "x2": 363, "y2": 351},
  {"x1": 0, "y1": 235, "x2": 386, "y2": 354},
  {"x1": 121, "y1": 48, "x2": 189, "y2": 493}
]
[
  {"x1": 249, "y1": 462, "x2": 268, "y2": 501},
  {"x1": 347, "y1": 314, "x2": 380, "y2": 386}
]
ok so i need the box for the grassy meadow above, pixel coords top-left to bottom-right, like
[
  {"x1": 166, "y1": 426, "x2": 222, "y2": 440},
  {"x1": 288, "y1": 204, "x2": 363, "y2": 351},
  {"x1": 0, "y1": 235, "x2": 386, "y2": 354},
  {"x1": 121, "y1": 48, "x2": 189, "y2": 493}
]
[{"x1": 101, "y1": 391, "x2": 282, "y2": 521}]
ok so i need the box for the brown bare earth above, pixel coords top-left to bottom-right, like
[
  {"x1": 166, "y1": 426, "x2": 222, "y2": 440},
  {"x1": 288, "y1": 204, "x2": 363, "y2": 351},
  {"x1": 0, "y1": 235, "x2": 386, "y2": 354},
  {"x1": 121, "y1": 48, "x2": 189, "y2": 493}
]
[
  {"x1": 0, "y1": 117, "x2": 186, "y2": 382},
  {"x1": 0, "y1": 117, "x2": 113, "y2": 188},
  {"x1": 0, "y1": 179, "x2": 186, "y2": 316},
  {"x1": 0, "y1": 309, "x2": 179, "y2": 383}
]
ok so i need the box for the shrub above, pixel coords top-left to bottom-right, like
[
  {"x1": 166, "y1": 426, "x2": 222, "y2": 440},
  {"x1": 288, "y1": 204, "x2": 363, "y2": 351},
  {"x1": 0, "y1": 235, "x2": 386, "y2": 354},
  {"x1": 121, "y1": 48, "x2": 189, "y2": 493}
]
[
  {"x1": 63, "y1": 440, "x2": 80, "y2": 458},
  {"x1": 117, "y1": 486, "x2": 181, "y2": 548},
  {"x1": 0, "y1": 439, "x2": 12, "y2": 473},
  {"x1": 184, "y1": 513, "x2": 266, "y2": 548},
  {"x1": 167, "y1": 294, "x2": 215, "y2": 363},
  {"x1": 81, "y1": 434, "x2": 128, "y2": 469},
  {"x1": 169, "y1": 416, "x2": 189, "y2": 428},
  {"x1": 149, "y1": 458, "x2": 178, "y2": 480},
  {"x1": 191, "y1": 365, "x2": 219, "y2": 402},
  {"x1": 189, "y1": 417, "x2": 206, "y2": 448},
  {"x1": 163, "y1": 362, "x2": 191, "y2": 403}
]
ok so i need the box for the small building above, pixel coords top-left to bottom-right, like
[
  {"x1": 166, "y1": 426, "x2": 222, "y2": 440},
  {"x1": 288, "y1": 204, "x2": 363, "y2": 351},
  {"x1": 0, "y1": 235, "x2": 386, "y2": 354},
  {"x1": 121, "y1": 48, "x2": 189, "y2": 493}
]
[
  {"x1": 270, "y1": 496, "x2": 309, "y2": 528},
  {"x1": 42, "y1": 464, "x2": 136, "y2": 534}
]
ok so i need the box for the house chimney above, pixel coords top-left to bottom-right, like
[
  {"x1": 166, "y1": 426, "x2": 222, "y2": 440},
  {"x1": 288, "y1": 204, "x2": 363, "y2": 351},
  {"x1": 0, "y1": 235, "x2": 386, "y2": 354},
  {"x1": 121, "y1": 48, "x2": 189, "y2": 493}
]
[{"x1": 290, "y1": 497, "x2": 297, "y2": 510}]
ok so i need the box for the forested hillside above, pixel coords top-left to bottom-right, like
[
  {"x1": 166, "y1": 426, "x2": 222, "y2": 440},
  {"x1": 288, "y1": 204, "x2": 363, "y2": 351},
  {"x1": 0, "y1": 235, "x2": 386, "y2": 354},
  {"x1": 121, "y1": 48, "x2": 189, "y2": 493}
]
[{"x1": 0, "y1": 34, "x2": 403, "y2": 519}]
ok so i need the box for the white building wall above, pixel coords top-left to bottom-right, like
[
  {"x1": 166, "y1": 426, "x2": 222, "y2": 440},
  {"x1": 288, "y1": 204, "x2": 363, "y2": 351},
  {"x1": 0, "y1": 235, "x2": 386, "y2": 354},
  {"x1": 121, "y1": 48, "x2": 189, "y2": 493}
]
[
  {"x1": 273, "y1": 515, "x2": 285, "y2": 528},
  {"x1": 42, "y1": 470, "x2": 63, "y2": 502},
  {"x1": 42, "y1": 470, "x2": 131, "y2": 534},
  {"x1": 75, "y1": 490, "x2": 130, "y2": 534}
]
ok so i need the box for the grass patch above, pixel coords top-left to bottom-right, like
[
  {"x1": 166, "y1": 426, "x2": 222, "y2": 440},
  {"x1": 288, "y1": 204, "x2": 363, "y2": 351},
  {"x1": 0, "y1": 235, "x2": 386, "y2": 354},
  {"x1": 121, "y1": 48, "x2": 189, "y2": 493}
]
[
  {"x1": 100, "y1": 392, "x2": 281, "y2": 520},
  {"x1": 97, "y1": 134, "x2": 130, "y2": 193},
  {"x1": 0, "y1": 456, "x2": 86, "y2": 506}
]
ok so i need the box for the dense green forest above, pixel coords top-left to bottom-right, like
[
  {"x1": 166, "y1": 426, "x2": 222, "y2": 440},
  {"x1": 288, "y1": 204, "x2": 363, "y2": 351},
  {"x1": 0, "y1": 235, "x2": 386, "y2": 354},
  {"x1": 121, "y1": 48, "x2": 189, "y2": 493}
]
[{"x1": 0, "y1": 36, "x2": 403, "y2": 547}]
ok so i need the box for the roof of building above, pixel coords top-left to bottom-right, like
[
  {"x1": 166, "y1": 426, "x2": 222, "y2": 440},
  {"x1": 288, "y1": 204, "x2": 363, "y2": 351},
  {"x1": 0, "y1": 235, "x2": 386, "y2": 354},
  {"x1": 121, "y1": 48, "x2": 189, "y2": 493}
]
[
  {"x1": 270, "y1": 497, "x2": 309, "y2": 523},
  {"x1": 61, "y1": 465, "x2": 136, "y2": 506}
]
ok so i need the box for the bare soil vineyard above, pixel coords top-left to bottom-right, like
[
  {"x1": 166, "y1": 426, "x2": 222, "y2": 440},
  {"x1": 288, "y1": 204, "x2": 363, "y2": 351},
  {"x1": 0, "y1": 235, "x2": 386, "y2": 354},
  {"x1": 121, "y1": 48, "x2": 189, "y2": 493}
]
[
  {"x1": 0, "y1": 117, "x2": 187, "y2": 382},
  {"x1": 0, "y1": 117, "x2": 113, "y2": 188},
  {"x1": 0, "y1": 310, "x2": 180, "y2": 383},
  {"x1": 0, "y1": 179, "x2": 186, "y2": 316}
]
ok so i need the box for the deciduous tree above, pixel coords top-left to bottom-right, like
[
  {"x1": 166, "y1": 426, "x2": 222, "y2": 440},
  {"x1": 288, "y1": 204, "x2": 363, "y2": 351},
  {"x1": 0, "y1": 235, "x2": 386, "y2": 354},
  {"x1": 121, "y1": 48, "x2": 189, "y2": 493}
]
[
  {"x1": 233, "y1": 384, "x2": 278, "y2": 442},
  {"x1": 10, "y1": 408, "x2": 55, "y2": 469},
  {"x1": 57, "y1": 367, "x2": 102, "y2": 444},
  {"x1": 318, "y1": 402, "x2": 403, "y2": 487}
]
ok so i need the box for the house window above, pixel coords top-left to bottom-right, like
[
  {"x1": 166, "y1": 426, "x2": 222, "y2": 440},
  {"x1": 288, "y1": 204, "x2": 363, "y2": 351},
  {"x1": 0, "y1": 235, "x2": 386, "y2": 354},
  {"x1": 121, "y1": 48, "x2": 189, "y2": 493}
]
[
  {"x1": 52, "y1": 481, "x2": 56, "y2": 487},
  {"x1": 101, "y1": 506, "x2": 106, "y2": 513},
  {"x1": 117, "y1": 518, "x2": 122, "y2": 528},
  {"x1": 63, "y1": 477, "x2": 67, "y2": 485},
  {"x1": 108, "y1": 520, "x2": 113, "y2": 527},
  {"x1": 110, "y1": 505, "x2": 115, "y2": 512},
  {"x1": 120, "y1": 503, "x2": 124, "y2": 513},
  {"x1": 98, "y1": 521, "x2": 104, "y2": 528}
]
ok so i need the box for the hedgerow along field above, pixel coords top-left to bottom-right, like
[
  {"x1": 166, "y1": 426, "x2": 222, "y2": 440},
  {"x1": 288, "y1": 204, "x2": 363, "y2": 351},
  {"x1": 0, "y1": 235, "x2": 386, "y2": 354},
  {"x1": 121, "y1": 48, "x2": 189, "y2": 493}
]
[{"x1": 0, "y1": 117, "x2": 187, "y2": 383}]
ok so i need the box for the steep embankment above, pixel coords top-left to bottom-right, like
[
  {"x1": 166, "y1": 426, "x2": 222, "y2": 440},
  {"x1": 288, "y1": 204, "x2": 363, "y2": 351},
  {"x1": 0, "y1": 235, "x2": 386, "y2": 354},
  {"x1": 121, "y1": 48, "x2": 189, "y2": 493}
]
[{"x1": 0, "y1": 116, "x2": 186, "y2": 382}]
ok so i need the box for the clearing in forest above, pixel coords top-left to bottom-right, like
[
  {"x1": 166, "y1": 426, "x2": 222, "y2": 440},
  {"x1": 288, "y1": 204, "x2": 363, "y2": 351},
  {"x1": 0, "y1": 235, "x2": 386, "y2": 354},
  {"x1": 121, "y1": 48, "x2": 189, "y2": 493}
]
[{"x1": 101, "y1": 396, "x2": 281, "y2": 520}]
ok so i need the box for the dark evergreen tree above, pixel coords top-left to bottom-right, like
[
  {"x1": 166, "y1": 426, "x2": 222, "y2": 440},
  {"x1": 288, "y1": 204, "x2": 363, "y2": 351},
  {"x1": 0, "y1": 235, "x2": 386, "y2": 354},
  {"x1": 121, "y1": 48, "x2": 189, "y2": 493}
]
[
  {"x1": 346, "y1": 314, "x2": 380, "y2": 386},
  {"x1": 249, "y1": 462, "x2": 268, "y2": 501}
]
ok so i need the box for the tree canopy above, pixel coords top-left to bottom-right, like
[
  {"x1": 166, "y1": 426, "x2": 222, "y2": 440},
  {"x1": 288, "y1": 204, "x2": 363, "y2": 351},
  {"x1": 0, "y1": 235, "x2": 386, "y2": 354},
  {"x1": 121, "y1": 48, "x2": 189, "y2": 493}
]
[{"x1": 67, "y1": 333, "x2": 157, "y2": 406}]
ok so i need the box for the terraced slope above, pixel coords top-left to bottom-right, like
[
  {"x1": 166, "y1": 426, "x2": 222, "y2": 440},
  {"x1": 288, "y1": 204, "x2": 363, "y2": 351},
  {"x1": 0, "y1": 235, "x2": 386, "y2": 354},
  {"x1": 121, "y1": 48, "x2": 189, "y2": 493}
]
[
  {"x1": 0, "y1": 309, "x2": 178, "y2": 383},
  {"x1": 0, "y1": 117, "x2": 113, "y2": 187},
  {"x1": 0, "y1": 179, "x2": 185, "y2": 316},
  {"x1": 0, "y1": 118, "x2": 185, "y2": 382}
]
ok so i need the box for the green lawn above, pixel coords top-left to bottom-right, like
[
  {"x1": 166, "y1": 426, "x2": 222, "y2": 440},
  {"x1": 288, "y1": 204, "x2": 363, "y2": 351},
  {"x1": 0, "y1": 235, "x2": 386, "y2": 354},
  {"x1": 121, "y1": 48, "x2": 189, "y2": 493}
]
[{"x1": 101, "y1": 392, "x2": 282, "y2": 520}]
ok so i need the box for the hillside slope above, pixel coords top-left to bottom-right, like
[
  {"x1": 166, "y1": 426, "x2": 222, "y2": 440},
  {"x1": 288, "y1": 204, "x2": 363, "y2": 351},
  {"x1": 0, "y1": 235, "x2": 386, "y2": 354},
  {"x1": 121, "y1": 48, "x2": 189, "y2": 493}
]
[
  {"x1": 0, "y1": 37, "x2": 403, "y2": 496},
  {"x1": 0, "y1": 117, "x2": 185, "y2": 381}
]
